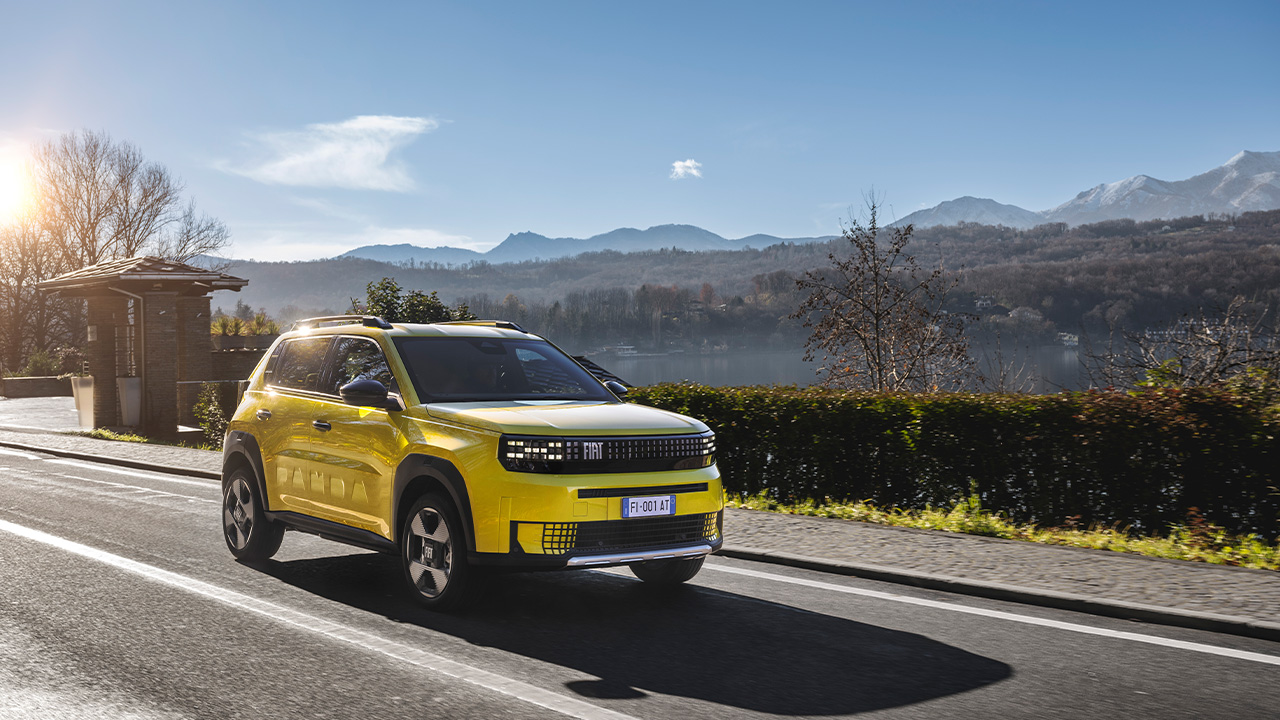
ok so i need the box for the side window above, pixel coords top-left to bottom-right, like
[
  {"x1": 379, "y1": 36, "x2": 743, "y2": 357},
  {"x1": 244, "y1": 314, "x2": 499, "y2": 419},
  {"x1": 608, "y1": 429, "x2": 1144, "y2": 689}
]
[
  {"x1": 270, "y1": 337, "x2": 332, "y2": 392},
  {"x1": 324, "y1": 336, "x2": 399, "y2": 395}
]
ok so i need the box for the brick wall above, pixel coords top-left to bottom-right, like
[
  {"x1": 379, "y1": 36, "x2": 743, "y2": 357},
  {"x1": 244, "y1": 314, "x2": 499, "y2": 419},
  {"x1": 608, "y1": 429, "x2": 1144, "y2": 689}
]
[{"x1": 0, "y1": 376, "x2": 73, "y2": 398}]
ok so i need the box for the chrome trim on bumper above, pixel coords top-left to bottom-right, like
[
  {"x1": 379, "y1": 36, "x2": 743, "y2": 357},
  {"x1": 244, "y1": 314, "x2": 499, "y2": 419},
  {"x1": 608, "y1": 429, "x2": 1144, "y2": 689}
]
[{"x1": 565, "y1": 543, "x2": 714, "y2": 567}]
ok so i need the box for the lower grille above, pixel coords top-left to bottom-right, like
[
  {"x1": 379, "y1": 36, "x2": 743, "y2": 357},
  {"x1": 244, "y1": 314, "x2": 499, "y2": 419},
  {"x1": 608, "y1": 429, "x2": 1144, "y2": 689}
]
[{"x1": 539, "y1": 512, "x2": 720, "y2": 555}]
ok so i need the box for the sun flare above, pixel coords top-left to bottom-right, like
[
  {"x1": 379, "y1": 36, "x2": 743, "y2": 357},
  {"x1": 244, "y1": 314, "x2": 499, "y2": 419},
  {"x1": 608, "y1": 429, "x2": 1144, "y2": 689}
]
[{"x1": 0, "y1": 153, "x2": 35, "y2": 225}]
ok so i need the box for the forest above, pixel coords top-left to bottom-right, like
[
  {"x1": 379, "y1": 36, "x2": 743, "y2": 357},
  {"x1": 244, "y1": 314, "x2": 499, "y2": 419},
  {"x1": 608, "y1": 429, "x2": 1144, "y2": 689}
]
[{"x1": 230, "y1": 209, "x2": 1280, "y2": 357}]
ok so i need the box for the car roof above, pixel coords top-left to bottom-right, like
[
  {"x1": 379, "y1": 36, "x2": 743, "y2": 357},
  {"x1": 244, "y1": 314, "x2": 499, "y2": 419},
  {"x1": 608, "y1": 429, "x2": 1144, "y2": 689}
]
[{"x1": 282, "y1": 319, "x2": 538, "y2": 342}]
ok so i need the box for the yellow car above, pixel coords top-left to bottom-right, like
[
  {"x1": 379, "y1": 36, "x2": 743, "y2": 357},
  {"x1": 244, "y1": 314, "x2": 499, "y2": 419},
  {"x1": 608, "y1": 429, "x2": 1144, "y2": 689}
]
[{"x1": 221, "y1": 316, "x2": 722, "y2": 609}]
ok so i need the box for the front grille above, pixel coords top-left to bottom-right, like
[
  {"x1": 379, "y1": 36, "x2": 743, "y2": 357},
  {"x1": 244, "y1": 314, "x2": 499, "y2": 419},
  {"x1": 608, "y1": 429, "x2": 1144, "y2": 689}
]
[
  {"x1": 563, "y1": 434, "x2": 716, "y2": 462},
  {"x1": 538, "y1": 512, "x2": 720, "y2": 555}
]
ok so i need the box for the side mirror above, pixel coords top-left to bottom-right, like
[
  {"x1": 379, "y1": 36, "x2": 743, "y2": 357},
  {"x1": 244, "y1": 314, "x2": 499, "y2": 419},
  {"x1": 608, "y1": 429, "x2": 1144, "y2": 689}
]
[
  {"x1": 604, "y1": 380, "x2": 629, "y2": 396},
  {"x1": 340, "y1": 379, "x2": 401, "y2": 410}
]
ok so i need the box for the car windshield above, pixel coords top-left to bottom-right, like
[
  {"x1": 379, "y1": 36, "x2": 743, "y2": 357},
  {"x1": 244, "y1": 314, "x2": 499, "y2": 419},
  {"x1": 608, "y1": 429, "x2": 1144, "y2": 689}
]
[{"x1": 394, "y1": 337, "x2": 615, "y2": 403}]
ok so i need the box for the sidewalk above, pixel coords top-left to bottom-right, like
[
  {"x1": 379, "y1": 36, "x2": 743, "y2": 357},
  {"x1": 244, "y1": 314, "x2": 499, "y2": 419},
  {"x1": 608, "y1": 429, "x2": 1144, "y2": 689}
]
[{"x1": 1, "y1": 395, "x2": 1277, "y2": 641}]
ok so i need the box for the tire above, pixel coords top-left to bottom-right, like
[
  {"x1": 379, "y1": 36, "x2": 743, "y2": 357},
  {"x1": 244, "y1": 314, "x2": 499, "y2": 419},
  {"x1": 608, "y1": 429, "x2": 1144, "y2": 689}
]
[
  {"x1": 629, "y1": 556, "x2": 705, "y2": 584},
  {"x1": 222, "y1": 467, "x2": 284, "y2": 562},
  {"x1": 401, "y1": 493, "x2": 477, "y2": 611}
]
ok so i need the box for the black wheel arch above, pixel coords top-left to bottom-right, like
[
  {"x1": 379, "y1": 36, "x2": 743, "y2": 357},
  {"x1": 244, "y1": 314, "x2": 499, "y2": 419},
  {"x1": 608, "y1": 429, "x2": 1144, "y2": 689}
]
[
  {"x1": 223, "y1": 430, "x2": 268, "y2": 504},
  {"x1": 394, "y1": 454, "x2": 475, "y2": 553}
]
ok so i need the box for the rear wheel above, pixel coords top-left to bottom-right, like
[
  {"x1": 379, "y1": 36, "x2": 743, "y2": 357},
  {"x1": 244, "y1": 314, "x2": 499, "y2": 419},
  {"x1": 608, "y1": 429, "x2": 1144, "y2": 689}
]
[
  {"x1": 401, "y1": 493, "x2": 476, "y2": 611},
  {"x1": 630, "y1": 556, "x2": 704, "y2": 584},
  {"x1": 222, "y1": 467, "x2": 284, "y2": 562}
]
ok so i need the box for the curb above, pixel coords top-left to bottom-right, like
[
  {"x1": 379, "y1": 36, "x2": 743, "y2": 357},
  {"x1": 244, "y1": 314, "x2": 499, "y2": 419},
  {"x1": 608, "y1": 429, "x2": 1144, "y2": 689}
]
[
  {"x1": 719, "y1": 546, "x2": 1280, "y2": 644},
  {"x1": 3, "y1": 434, "x2": 1277, "y2": 643},
  {"x1": 0, "y1": 438, "x2": 221, "y2": 481}
]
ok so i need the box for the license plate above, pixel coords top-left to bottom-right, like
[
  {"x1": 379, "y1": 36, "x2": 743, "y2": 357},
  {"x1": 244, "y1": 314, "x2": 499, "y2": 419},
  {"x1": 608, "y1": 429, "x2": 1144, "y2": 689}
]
[{"x1": 621, "y1": 495, "x2": 676, "y2": 518}]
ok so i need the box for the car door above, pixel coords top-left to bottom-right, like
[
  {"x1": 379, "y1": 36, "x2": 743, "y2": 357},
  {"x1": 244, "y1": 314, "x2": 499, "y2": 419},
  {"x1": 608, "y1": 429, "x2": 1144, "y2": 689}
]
[
  {"x1": 306, "y1": 335, "x2": 405, "y2": 537},
  {"x1": 258, "y1": 336, "x2": 333, "y2": 516}
]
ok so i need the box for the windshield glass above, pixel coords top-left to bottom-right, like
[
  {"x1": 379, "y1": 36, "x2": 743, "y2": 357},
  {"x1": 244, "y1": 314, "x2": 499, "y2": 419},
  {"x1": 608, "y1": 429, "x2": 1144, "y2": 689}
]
[{"x1": 394, "y1": 337, "x2": 614, "y2": 403}]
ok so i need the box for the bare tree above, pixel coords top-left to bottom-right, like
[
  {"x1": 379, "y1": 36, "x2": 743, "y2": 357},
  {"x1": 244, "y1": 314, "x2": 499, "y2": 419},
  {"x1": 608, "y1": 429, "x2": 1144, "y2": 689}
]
[
  {"x1": 0, "y1": 130, "x2": 233, "y2": 373},
  {"x1": 1086, "y1": 297, "x2": 1280, "y2": 388},
  {"x1": 110, "y1": 142, "x2": 183, "y2": 257},
  {"x1": 33, "y1": 129, "x2": 229, "y2": 265},
  {"x1": 0, "y1": 205, "x2": 75, "y2": 370},
  {"x1": 35, "y1": 130, "x2": 121, "y2": 266},
  {"x1": 154, "y1": 199, "x2": 231, "y2": 267},
  {"x1": 792, "y1": 199, "x2": 975, "y2": 391}
]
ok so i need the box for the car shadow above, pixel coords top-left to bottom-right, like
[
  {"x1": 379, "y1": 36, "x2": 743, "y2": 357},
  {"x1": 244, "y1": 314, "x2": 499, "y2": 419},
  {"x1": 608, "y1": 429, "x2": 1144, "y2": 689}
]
[{"x1": 253, "y1": 553, "x2": 1011, "y2": 716}]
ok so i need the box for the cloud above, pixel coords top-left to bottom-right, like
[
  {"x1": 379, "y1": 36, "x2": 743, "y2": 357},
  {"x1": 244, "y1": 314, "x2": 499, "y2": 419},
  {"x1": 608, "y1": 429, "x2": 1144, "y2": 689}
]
[
  {"x1": 670, "y1": 158, "x2": 703, "y2": 180},
  {"x1": 228, "y1": 115, "x2": 439, "y2": 191}
]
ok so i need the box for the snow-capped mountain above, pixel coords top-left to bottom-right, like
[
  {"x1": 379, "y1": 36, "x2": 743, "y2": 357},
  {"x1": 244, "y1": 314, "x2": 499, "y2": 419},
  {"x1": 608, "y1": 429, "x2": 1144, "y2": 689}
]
[
  {"x1": 1044, "y1": 151, "x2": 1280, "y2": 225},
  {"x1": 895, "y1": 151, "x2": 1280, "y2": 229}
]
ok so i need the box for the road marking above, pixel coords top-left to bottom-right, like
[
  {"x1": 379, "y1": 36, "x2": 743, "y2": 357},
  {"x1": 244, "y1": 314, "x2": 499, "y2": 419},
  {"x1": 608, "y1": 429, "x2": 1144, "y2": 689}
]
[
  {"x1": 705, "y1": 563, "x2": 1280, "y2": 666},
  {"x1": 0, "y1": 518, "x2": 636, "y2": 720},
  {"x1": 57, "y1": 475, "x2": 219, "y2": 504},
  {"x1": 45, "y1": 459, "x2": 218, "y2": 488},
  {"x1": 0, "y1": 447, "x2": 43, "y2": 460}
]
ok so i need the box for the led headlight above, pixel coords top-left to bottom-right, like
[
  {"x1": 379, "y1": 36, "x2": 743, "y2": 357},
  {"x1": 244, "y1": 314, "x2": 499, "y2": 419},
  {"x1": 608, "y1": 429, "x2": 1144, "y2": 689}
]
[{"x1": 499, "y1": 436, "x2": 566, "y2": 473}]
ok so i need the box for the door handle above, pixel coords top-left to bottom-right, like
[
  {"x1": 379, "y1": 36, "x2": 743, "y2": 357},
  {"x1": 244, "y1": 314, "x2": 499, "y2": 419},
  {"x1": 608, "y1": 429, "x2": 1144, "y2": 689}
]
[
  {"x1": 312, "y1": 420, "x2": 332, "y2": 431},
  {"x1": 256, "y1": 409, "x2": 272, "y2": 420}
]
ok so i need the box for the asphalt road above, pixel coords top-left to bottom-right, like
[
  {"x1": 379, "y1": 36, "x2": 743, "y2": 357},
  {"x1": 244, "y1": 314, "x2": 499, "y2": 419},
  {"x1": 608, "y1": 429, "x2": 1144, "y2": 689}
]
[{"x1": 1, "y1": 446, "x2": 1277, "y2": 719}]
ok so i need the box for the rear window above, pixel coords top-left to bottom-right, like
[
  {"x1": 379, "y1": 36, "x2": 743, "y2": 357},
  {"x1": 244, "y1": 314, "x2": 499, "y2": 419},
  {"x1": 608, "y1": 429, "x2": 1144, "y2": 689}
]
[{"x1": 394, "y1": 337, "x2": 613, "y2": 402}]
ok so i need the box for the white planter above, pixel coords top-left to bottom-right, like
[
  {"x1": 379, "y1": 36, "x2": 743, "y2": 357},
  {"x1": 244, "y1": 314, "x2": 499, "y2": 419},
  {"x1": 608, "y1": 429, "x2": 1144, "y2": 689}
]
[
  {"x1": 71, "y1": 377, "x2": 94, "y2": 428},
  {"x1": 117, "y1": 376, "x2": 142, "y2": 427}
]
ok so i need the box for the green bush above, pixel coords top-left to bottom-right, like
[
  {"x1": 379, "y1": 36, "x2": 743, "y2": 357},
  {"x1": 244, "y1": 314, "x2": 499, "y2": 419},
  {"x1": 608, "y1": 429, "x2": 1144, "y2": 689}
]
[
  {"x1": 193, "y1": 382, "x2": 230, "y2": 445},
  {"x1": 629, "y1": 384, "x2": 1280, "y2": 537},
  {"x1": 19, "y1": 350, "x2": 61, "y2": 377}
]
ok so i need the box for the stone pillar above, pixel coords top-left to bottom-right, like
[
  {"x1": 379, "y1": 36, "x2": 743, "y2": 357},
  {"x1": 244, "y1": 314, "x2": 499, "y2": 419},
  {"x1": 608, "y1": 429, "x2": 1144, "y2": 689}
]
[
  {"x1": 176, "y1": 296, "x2": 213, "y2": 427},
  {"x1": 86, "y1": 296, "x2": 126, "y2": 428},
  {"x1": 142, "y1": 292, "x2": 179, "y2": 439}
]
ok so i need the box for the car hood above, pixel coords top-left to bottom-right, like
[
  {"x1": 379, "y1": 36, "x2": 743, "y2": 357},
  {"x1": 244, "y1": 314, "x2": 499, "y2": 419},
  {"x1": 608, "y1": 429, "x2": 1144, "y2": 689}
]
[{"x1": 423, "y1": 400, "x2": 709, "y2": 436}]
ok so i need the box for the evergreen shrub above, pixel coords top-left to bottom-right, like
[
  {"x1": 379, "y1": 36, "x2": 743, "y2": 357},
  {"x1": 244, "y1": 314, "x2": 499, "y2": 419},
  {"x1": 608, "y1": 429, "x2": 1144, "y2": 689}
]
[{"x1": 629, "y1": 384, "x2": 1280, "y2": 536}]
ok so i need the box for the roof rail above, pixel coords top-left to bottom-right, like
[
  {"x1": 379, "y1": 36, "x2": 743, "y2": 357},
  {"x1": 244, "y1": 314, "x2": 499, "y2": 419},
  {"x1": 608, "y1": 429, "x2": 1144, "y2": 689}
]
[
  {"x1": 438, "y1": 319, "x2": 528, "y2": 333},
  {"x1": 291, "y1": 315, "x2": 393, "y2": 331}
]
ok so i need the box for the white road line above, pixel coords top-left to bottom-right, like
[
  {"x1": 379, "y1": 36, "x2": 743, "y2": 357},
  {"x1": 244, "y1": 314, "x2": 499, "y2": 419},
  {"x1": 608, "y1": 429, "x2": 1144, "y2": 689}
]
[
  {"x1": 0, "y1": 518, "x2": 637, "y2": 720},
  {"x1": 45, "y1": 459, "x2": 218, "y2": 488},
  {"x1": 705, "y1": 563, "x2": 1280, "y2": 666},
  {"x1": 57, "y1": 475, "x2": 219, "y2": 504},
  {"x1": 0, "y1": 447, "x2": 43, "y2": 460}
]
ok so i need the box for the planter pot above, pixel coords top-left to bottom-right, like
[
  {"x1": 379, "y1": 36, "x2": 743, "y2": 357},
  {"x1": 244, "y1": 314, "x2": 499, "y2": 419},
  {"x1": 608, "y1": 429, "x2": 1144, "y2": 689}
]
[
  {"x1": 71, "y1": 377, "x2": 94, "y2": 428},
  {"x1": 251, "y1": 333, "x2": 280, "y2": 349},
  {"x1": 211, "y1": 335, "x2": 224, "y2": 351},
  {"x1": 117, "y1": 376, "x2": 142, "y2": 427}
]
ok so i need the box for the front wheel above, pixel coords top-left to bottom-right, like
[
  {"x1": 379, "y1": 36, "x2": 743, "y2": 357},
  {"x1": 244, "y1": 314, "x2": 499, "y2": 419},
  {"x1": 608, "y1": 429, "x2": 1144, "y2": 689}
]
[
  {"x1": 222, "y1": 467, "x2": 284, "y2": 562},
  {"x1": 401, "y1": 493, "x2": 477, "y2": 611},
  {"x1": 630, "y1": 556, "x2": 704, "y2": 584}
]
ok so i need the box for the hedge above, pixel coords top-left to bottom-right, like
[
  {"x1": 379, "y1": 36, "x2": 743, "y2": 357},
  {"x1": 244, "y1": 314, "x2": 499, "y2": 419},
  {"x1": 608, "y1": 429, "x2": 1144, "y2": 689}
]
[{"x1": 628, "y1": 384, "x2": 1280, "y2": 537}]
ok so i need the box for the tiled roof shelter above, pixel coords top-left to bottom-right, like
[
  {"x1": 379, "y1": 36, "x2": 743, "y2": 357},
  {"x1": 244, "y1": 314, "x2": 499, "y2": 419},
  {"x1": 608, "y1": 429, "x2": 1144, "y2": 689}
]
[{"x1": 39, "y1": 256, "x2": 248, "y2": 439}]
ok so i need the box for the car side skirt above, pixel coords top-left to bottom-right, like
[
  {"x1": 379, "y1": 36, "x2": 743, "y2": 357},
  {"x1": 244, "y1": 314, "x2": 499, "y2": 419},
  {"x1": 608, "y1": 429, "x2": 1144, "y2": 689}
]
[{"x1": 266, "y1": 510, "x2": 398, "y2": 554}]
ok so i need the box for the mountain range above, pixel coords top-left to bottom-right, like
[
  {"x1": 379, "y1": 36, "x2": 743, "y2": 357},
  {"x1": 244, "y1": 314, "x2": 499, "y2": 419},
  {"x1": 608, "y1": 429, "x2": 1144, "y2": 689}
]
[
  {"x1": 339, "y1": 151, "x2": 1280, "y2": 265},
  {"x1": 894, "y1": 150, "x2": 1280, "y2": 229},
  {"x1": 341, "y1": 225, "x2": 836, "y2": 266}
]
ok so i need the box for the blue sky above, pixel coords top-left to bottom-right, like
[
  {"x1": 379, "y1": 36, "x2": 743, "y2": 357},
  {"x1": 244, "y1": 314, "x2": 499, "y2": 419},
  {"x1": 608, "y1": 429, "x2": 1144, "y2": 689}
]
[{"x1": 1, "y1": 0, "x2": 1276, "y2": 261}]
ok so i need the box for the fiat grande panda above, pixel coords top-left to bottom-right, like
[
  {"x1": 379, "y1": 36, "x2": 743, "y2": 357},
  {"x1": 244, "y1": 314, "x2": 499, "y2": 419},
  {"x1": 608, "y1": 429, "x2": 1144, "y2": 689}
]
[{"x1": 221, "y1": 316, "x2": 722, "y2": 610}]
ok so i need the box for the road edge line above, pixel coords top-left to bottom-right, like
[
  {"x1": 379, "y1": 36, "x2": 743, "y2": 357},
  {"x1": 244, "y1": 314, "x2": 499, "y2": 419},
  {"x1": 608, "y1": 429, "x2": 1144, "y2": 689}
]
[{"x1": 718, "y1": 546, "x2": 1280, "y2": 643}]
